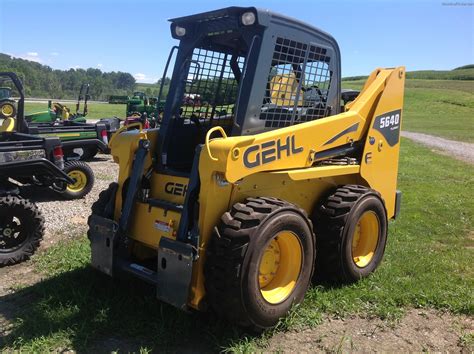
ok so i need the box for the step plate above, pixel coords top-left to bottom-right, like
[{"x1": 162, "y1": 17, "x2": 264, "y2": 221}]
[
  {"x1": 157, "y1": 237, "x2": 194, "y2": 310},
  {"x1": 89, "y1": 214, "x2": 119, "y2": 276}
]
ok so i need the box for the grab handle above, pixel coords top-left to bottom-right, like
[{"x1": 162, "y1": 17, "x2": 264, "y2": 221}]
[{"x1": 205, "y1": 126, "x2": 227, "y2": 161}]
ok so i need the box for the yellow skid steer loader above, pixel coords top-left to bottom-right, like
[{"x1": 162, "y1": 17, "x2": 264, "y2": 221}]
[{"x1": 88, "y1": 7, "x2": 405, "y2": 330}]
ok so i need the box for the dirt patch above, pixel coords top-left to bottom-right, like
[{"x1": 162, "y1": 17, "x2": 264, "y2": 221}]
[
  {"x1": 267, "y1": 309, "x2": 473, "y2": 352},
  {"x1": 402, "y1": 131, "x2": 474, "y2": 165}
]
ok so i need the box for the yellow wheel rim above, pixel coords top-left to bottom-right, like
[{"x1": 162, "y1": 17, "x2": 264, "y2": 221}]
[
  {"x1": 67, "y1": 170, "x2": 87, "y2": 193},
  {"x1": 258, "y1": 231, "x2": 302, "y2": 304},
  {"x1": 352, "y1": 211, "x2": 380, "y2": 268},
  {"x1": 1, "y1": 104, "x2": 14, "y2": 117}
]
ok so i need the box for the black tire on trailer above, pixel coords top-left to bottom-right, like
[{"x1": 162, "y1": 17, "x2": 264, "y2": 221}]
[
  {"x1": 205, "y1": 197, "x2": 315, "y2": 330},
  {"x1": 58, "y1": 160, "x2": 95, "y2": 199},
  {"x1": 0, "y1": 196, "x2": 44, "y2": 267},
  {"x1": 80, "y1": 147, "x2": 98, "y2": 161},
  {"x1": 313, "y1": 185, "x2": 388, "y2": 283}
]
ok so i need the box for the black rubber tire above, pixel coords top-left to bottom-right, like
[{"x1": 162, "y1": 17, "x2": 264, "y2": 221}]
[
  {"x1": 59, "y1": 160, "x2": 95, "y2": 199},
  {"x1": 80, "y1": 147, "x2": 98, "y2": 161},
  {"x1": 0, "y1": 100, "x2": 17, "y2": 118},
  {"x1": 0, "y1": 196, "x2": 44, "y2": 267},
  {"x1": 87, "y1": 182, "x2": 118, "y2": 240},
  {"x1": 313, "y1": 185, "x2": 388, "y2": 283},
  {"x1": 205, "y1": 197, "x2": 315, "y2": 330}
]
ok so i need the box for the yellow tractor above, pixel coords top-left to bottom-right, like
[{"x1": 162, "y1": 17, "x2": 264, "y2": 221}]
[{"x1": 88, "y1": 7, "x2": 405, "y2": 330}]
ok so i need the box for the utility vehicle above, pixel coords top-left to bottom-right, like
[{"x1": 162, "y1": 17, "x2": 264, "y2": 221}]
[
  {"x1": 25, "y1": 83, "x2": 91, "y2": 124},
  {"x1": 1, "y1": 73, "x2": 119, "y2": 160},
  {"x1": 0, "y1": 72, "x2": 95, "y2": 200}
]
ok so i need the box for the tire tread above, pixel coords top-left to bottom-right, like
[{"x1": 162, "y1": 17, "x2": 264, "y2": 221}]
[{"x1": 0, "y1": 196, "x2": 44, "y2": 267}]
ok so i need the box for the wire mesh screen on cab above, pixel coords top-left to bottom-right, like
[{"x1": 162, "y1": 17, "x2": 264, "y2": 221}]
[
  {"x1": 181, "y1": 48, "x2": 245, "y2": 128},
  {"x1": 260, "y1": 37, "x2": 332, "y2": 128}
]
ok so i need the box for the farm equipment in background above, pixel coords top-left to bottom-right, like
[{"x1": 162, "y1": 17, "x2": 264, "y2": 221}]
[
  {"x1": 0, "y1": 72, "x2": 95, "y2": 266},
  {"x1": 0, "y1": 73, "x2": 119, "y2": 160},
  {"x1": 0, "y1": 86, "x2": 17, "y2": 119},
  {"x1": 125, "y1": 91, "x2": 165, "y2": 128},
  {"x1": 126, "y1": 91, "x2": 154, "y2": 117},
  {"x1": 108, "y1": 95, "x2": 129, "y2": 104},
  {"x1": 88, "y1": 7, "x2": 405, "y2": 330},
  {"x1": 25, "y1": 83, "x2": 90, "y2": 124}
]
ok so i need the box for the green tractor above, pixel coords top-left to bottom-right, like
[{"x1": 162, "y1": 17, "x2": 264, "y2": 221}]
[
  {"x1": 25, "y1": 84, "x2": 90, "y2": 124},
  {"x1": 126, "y1": 91, "x2": 155, "y2": 117},
  {"x1": 0, "y1": 86, "x2": 17, "y2": 119},
  {"x1": 125, "y1": 91, "x2": 165, "y2": 128}
]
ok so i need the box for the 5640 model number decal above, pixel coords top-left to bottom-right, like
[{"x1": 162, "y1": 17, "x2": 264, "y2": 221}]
[{"x1": 373, "y1": 109, "x2": 402, "y2": 147}]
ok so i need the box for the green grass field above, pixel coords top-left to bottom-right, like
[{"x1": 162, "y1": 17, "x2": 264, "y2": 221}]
[
  {"x1": 343, "y1": 79, "x2": 474, "y2": 143},
  {"x1": 1, "y1": 138, "x2": 472, "y2": 351}
]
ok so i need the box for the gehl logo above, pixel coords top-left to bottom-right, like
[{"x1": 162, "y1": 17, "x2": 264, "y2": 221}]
[
  {"x1": 165, "y1": 182, "x2": 187, "y2": 196},
  {"x1": 243, "y1": 135, "x2": 303, "y2": 168}
]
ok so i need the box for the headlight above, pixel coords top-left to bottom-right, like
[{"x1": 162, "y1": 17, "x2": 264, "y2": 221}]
[
  {"x1": 241, "y1": 12, "x2": 256, "y2": 26},
  {"x1": 175, "y1": 26, "x2": 186, "y2": 37}
]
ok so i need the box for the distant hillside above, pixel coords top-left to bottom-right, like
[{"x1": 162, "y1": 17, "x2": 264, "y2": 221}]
[
  {"x1": 2, "y1": 54, "x2": 472, "y2": 99},
  {"x1": 343, "y1": 66, "x2": 474, "y2": 81},
  {"x1": 0, "y1": 53, "x2": 136, "y2": 100},
  {"x1": 453, "y1": 64, "x2": 474, "y2": 70}
]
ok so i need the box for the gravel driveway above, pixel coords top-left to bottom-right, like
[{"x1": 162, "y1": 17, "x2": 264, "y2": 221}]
[{"x1": 402, "y1": 131, "x2": 474, "y2": 165}]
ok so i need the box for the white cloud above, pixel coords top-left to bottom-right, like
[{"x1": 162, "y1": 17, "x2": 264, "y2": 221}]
[
  {"x1": 70, "y1": 65, "x2": 81, "y2": 70},
  {"x1": 50, "y1": 52, "x2": 59, "y2": 56},
  {"x1": 15, "y1": 52, "x2": 42, "y2": 63},
  {"x1": 134, "y1": 73, "x2": 157, "y2": 83},
  {"x1": 97, "y1": 63, "x2": 103, "y2": 68}
]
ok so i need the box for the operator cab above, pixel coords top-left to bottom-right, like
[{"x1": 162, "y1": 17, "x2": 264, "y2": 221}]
[{"x1": 158, "y1": 7, "x2": 341, "y2": 172}]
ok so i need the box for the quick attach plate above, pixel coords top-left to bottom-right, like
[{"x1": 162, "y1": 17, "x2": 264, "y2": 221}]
[
  {"x1": 89, "y1": 214, "x2": 119, "y2": 276},
  {"x1": 157, "y1": 237, "x2": 194, "y2": 310}
]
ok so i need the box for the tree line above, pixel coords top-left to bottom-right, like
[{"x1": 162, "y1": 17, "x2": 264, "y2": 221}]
[{"x1": 0, "y1": 53, "x2": 136, "y2": 100}]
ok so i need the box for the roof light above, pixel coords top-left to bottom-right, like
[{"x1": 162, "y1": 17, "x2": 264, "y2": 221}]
[
  {"x1": 175, "y1": 26, "x2": 186, "y2": 37},
  {"x1": 241, "y1": 12, "x2": 256, "y2": 26}
]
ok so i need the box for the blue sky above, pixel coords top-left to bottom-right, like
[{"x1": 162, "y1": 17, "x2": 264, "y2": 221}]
[{"x1": 1, "y1": 0, "x2": 473, "y2": 83}]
